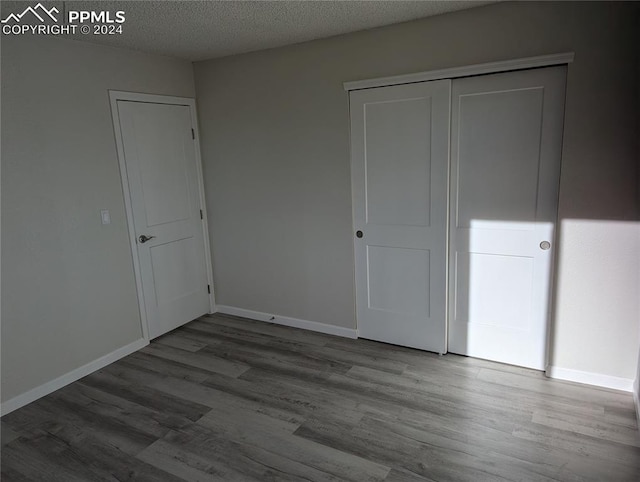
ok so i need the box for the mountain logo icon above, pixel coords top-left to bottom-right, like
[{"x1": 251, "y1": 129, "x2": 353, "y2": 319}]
[{"x1": 1, "y1": 3, "x2": 59, "y2": 24}]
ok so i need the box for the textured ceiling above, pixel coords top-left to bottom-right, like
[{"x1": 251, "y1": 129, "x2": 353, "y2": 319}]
[{"x1": 2, "y1": 1, "x2": 495, "y2": 61}]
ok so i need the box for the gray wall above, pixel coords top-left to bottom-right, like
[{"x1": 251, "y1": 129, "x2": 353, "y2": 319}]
[
  {"x1": 1, "y1": 36, "x2": 195, "y2": 403},
  {"x1": 194, "y1": 2, "x2": 640, "y2": 380}
]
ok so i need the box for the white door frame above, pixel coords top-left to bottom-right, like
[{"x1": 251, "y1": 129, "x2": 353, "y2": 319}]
[{"x1": 109, "y1": 90, "x2": 216, "y2": 342}]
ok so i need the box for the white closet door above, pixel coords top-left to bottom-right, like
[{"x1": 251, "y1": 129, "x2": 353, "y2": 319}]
[
  {"x1": 448, "y1": 67, "x2": 566, "y2": 369},
  {"x1": 350, "y1": 80, "x2": 450, "y2": 352}
]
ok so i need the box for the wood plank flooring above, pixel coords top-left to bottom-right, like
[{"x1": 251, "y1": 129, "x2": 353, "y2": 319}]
[{"x1": 2, "y1": 313, "x2": 639, "y2": 481}]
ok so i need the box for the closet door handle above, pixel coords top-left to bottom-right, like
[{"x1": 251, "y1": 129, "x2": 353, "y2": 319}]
[{"x1": 356, "y1": 230, "x2": 363, "y2": 238}]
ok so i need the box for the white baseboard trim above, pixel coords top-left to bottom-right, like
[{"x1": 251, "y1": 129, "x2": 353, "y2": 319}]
[
  {"x1": 1, "y1": 337, "x2": 148, "y2": 416},
  {"x1": 634, "y1": 377, "x2": 640, "y2": 430},
  {"x1": 546, "y1": 365, "x2": 634, "y2": 392},
  {"x1": 215, "y1": 305, "x2": 358, "y2": 339},
  {"x1": 634, "y1": 391, "x2": 640, "y2": 431}
]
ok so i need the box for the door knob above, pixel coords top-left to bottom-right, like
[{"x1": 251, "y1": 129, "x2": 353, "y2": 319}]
[
  {"x1": 356, "y1": 230, "x2": 363, "y2": 238},
  {"x1": 540, "y1": 241, "x2": 551, "y2": 250},
  {"x1": 138, "y1": 235, "x2": 156, "y2": 244}
]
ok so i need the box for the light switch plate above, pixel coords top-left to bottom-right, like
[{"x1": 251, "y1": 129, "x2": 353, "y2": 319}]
[{"x1": 100, "y1": 209, "x2": 111, "y2": 225}]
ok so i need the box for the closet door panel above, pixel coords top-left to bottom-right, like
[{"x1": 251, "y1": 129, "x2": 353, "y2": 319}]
[
  {"x1": 350, "y1": 80, "x2": 450, "y2": 352},
  {"x1": 448, "y1": 66, "x2": 566, "y2": 369}
]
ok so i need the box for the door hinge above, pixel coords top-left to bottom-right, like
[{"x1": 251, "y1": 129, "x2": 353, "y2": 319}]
[
  {"x1": 207, "y1": 284, "x2": 211, "y2": 294},
  {"x1": 200, "y1": 209, "x2": 203, "y2": 219},
  {"x1": 191, "y1": 128, "x2": 195, "y2": 140}
]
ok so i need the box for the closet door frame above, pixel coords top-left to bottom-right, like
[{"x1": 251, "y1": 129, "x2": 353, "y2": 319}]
[
  {"x1": 345, "y1": 52, "x2": 573, "y2": 365},
  {"x1": 344, "y1": 53, "x2": 573, "y2": 91}
]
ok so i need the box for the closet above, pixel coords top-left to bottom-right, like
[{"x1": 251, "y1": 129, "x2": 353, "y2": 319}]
[{"x1": 349, "y1": 61, "x2": 567, "y2": 369}]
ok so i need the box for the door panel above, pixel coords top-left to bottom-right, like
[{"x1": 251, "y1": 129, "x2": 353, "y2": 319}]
[
  {"x1": 118, "y1": 101, "x2": 210, "y2": 339},
  {"x1": 150, "y1": 237, "x2": 200, "y2": 302},
  {"x1": 365, "y1": 97, "x2": 432, "y2": 227},
  {"x1": 135, "y1": 114, "x2": 192, "y2": 227},
  {"x1": 448, "y1": 67, "x2": 566, "y2": 369},
  {"x1": 351, "y1": 80, "x2": 450, "y2": 352},
  {"x1": 456, "y1": 88, "x2": 543, "y2": 227},
  {"x1": 367, "y1": 246, "x2": 430, "y2": 316},
  {"x1": 454, "y1": 252, "x2": 534, "y2": 330}
]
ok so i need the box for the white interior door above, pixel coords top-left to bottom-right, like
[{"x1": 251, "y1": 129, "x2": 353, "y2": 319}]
[
  {"x1": 448, "y1": 66, "x2": 566, "y2": 369},
  {"x1": 117, "y1": 100, "x2": 211, "y2": 339},
  {"x1": 350, "y1": 80, "x2": 450, "y2": 352}
]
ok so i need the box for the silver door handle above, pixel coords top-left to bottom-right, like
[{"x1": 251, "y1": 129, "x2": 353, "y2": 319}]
[
  {"x1": 540, "y1": 241, "x2": 551, "y2": 250},
  {"x1": 138, "y1": 235, "x2": 156, "y2": 244}
]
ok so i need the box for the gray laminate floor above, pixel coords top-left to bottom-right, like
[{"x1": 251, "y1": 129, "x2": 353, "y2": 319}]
[{"x1": 2, "y1": 313, "x2": 639, "y2": 481}]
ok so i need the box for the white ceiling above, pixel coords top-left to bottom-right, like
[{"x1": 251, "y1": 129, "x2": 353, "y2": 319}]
[{"x1": 2, "y1": 1, "x2": 495, "y2": 61}]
